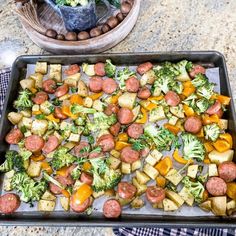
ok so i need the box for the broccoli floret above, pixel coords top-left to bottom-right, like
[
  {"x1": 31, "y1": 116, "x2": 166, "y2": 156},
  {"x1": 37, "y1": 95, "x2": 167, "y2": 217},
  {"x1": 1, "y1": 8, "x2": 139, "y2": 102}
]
[
  {"x1": 130, "y1": 136, "x2": 148, "y2": 151},
  {"x1": 87, "y1": 112, "x2": 117, "y2": 132},
  {"x1": 71, "y1": 165, "x2": 81, "y2": 180},
  {"x1": 191, "y1": 73, "x2": 208, "y2": 88},
  {"x1": 116, "y1": 67, "x2": 135, "y2": 89},
  {"x1": 51, "y1": 147, "x2": 76, "y2": 170},
  {"x1": 170, "y1": 81, "x2": 183, "y2": 94},
  {"x1": 173, "y1": 60, "x2": 191, "y2": 81},
  {"x1": 104, "y1": 59, "x2": 116, "y2": 77},
  {"x1": 197, "y1": 82, "x2": 215, "y2": 99},
  {"x1": 182, "y1": 93, "x2": 198, "y2": 108},
  {"x1": 182, "y1": 133, "x2": 205, "y2": 162},
  {"x1": 14, "y1": 89, "x2": 33, "y2": 111},
  {"x1": 11, "y1": 172, "x2": 47, "y2": 203},
  {"x1": 0, "y1": 150, "x2": 24, "y2": 172},
  {"x1": 197, "y1": 173, "x2": 209, "y2": 184},
  {"x1": 19, "y1": 148, "x2": 32, "y2": 161},
  {"x1": 74, "y1": 115, "x2": 86, "y2": 126},
  {"x1": 90, "y1": 157, "x2": 121, "y2": 192},
  {"x1": 195, "y1": 98, "x2": 210, "y2": 114},
  {"x1": 182, "y1": 176, "x2": 205, "y2": 203},
  {"x1": 186, "y1": 61, "x2": 193, "y2": 72},
  {"x1": 203, "y1": 124, "x2": 220, "y2": 142},
  {"x1": 144, "y1": 125, "x2": 176, "y2": 151},
  {"x1": 71, "y1": 104, "x2": 96, "y2": 114},
  {"x1": 153, "y1": 76, "x2": 173, "y2": 94}
]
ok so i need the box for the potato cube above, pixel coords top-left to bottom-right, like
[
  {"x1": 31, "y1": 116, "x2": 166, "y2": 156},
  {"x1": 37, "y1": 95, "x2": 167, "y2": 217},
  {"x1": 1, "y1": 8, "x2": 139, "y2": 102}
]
[
  {"x1": 27, "y1": 161, "x2": 42, "y2": 177},
  {"x1": 21, "y1": 117, "x2": 33, "y2": 129},
  {"x1": 60, "y1": 196, "x2": 70, "y2": 211},
  {"x1": 93, "y1": 100, "x2": 104, "y2": 111},
  {"x1": 187, "y1": 165, "x2": 198, "y2": 179},
  {"x1": 64, "y1": 73, "x2": 80, "y2": 87},
  {"x1": 131, "y1": 160, "x2": 141, "y2": 172},
  {"x1": 166, "y1": 169, "x2": 183, "y2": 186},
  {"x1": 149, "y1": 106, "x2": 166, "y2": 122},
  {"x1": 146, "y1": 154, "x2": 158, "y2": 166},
  {"x1": 108, "y1": 156, "x2": 121, "y2": 170},
  {"x1": 35, "y1": 62, "x2": 47, "y2": 74},
  {"x1": 211, "y1": 196, "x2": 227, "y2": 216},
  {"x1": 136, "y1": 170, "x2": 150, "y2": 184},
  {"x1": 7, "y1": 112, "x2": 23, "y2": 125},
  {"x1": 199, "y1": 200, "x2": 212, "y2": 212},
  {"x1": 77, "y1": 80, "x2": 88, "y2": 97},
  {"x1": 38, "y1": 200, "x2": 55, "y2": 212},
  {"x1": 226, "y1": 200, "x2": 236, "y2": 215},
  {"x1": 68, "y1": 133, "x2": 80, "y2": 142},
  {"x1": 132, "y1": 177, "x2": 147, "y2": 196},
  {"x1": 208, "y1": 163, "x2": 218, "y2": 177},
  {"x1": 92, "y1": 191, "x2": 104, "y2": 198},
  {"x1": 163, "y1": 198, "x2": 179, "y2": 211},
  {"x1": 179, "y1": 187, "x2": 194, "y2": 206},
  {"x1": 58, "y1": 94, "x2": 71, "y2": 101},
  {"x1": 151, "y1": 149, "x2": 163, "y2": 162},
  {"x1": 209, "y1": 150, "x2": 234, "y2": 164},
  {"x1": 110, "y1": 149, "x2": 120, "y2": 158},
  {"x1": 41, "y1": 190, "x2": 56, "y2": 201},
  {"x1": 82, "y1": 63, "x2": 95, "y2": 76},
  {"x1": 219, "y1": 119, "x2": 228, "y2": 130},
  {"x1": 118, "y1": 92, "x2": 137, "y2": 109},
  {"x1": 63, "y1": 142, "x2": 76, "y2": 150},
  {"x1": 170, "y1": 104, "x2": 185, "y2": 118},
  {"x1": 49, "y1": 64, "x2": 62, "y2": 82},
  {"x1": 29, "y1": 73, "x2": 44, "y2": 88},
  {"x1": 20, "y1": 110, "x2": 31, "y2": 117},
  {"x1": 152, "y1": 201, "x2": 164, "y2": 209},
  {"x1": 31, "y1": 119, "x2": 48, "y2": 136},
  {"x1": 121, "y1": 162, "x2": 131, "y2": 174},
  {"x1": 20, "y1": 78, "x2": 35, "y2": 90},
  {"x1": 32, "y1": 104, "x2": 40, "y2": 112},
  {"x1": 165, "y1": 190, "x2": 184, "y2": 207},
  {"x1": 143, "y1": 163, "x2": 159, "y2": 180},
  {"x1": 83, "y1": 97, "x2": 93, "y2": 108},
  {"x1": 168, "y1": 116, "x2": 178, "y2": 125}
]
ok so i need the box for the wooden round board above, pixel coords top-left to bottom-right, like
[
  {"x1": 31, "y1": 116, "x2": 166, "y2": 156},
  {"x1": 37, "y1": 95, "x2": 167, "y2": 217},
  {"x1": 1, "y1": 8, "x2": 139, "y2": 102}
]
[{"x1": 20, "y1": 0, "x2": 141, "y2": 54}]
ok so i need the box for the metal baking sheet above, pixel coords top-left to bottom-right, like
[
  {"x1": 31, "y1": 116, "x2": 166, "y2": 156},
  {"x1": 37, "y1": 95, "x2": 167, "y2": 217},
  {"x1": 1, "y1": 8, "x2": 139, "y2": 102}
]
[{"x1": 0, "y1": 52, "x2": 235, "y2": 227}]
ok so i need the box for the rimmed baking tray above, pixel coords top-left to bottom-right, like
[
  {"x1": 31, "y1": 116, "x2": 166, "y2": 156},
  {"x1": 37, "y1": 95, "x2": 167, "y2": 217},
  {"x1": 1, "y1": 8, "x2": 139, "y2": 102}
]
[{"x1": 0, "y1": 51, "x2": 235, "y2": 227}]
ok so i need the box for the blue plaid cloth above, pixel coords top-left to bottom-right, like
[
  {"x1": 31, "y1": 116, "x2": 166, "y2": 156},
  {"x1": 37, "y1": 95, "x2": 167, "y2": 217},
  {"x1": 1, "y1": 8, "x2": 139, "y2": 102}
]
[{"x1": 0, "y1": 69, "x2": 235, "y2": 236}]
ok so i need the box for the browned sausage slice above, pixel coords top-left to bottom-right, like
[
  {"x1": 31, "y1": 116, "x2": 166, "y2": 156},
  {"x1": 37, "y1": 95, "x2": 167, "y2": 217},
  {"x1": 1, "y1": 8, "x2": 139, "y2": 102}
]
[
  {"x1": 70, "y1": 196, "x2": 92, "y2": 213},
  {"x1": 206, "y1": 100, "x2": 221, "y2": 116},
  {"x1": 54, "y1": 107, "x2": 68, "y2": 120},
  {"x1": 55, "y1": 84, "x2": 69, "y2": 98},
  {"x1": 42, "y1": 79, "x2": 57, "y2": 94},
  {"x1": 49, "y1": 175, "x2": 74, "y2": 195},
  {"x1": 117, "y1": 182, "x2": 137, "y2": 199},
  {"x1": 164, "y1": 91, "x2": 181, "y2": 107},
  {"x1": 218, "y1": 161, "x2": 236, "y2": 182},
  {"x1": 64, "y1": 64, "x2": 80, "y2": 76},
  {"x1": 80, "y1": 172, "x2": 93, "y2": 185},
  {"x1": 0, "y1": 193, "x2": 21, "y2": 214},
  {"x1": 5, "y1": 128, "x2": 23, "y2": 145},
  {"x1": 146, "y1": 186, "x2": 165, "y2": 204},
  {"x1": 42, "y1": 135, "x2": 60, "y2": 154},
  {"x1": 117, "y1": 108, "x2": 134, "y2": 125},
  {"x1": 97, "y1": 134, "x2": 115, "y2": 152},
  {"x1": 127, "y1": 123, "x2": 143, "y2": 139},
  {"x1": 102, "y1": 78, "x2": 118, "y2": 94},
  {"x1": 94, "y1": 62, "x2": 106, "y2": 77},
  {"x1": 109, "y1": 122, "x2": 121, "y2": 136},
  {"x1": 184, "y1": 116, "x2": 202, "y2": 134},
  {"x1": 89, "y1": 76, "x2": 103, "y2": 92},
  {"x1": 206, "y1": 177, "x2": 227, "y2": 196},
  {"x1": 120, "y1": 146, "x2": 140, "y2": 163},
  {"x1": 104, "y1": 104, "x2": 119, "y2": 116},
  {"x1": 25, "y1": 135, "x2": 45, "y2": 153},
  {"x1": 137, "y1": 62, "x2": 153, "y2": 75},
  {"x1": 73, "y1": 141, "x2": 90, "y2": 157},
  {"x1": 189, "y1": 65, "x2": 206, "y2": 78},
  {"x1": 32, "y1": 91, "x2": 48, "y2": 105},
  {"x1": 137, "y1": 87, "x2": 151, "y2": 99},
  {"x1": 103, "y1": 199, "x2": 121, "y2": 218},
  {"x1": 126, "y1": 76, "x2": 140, "y2": 92}
]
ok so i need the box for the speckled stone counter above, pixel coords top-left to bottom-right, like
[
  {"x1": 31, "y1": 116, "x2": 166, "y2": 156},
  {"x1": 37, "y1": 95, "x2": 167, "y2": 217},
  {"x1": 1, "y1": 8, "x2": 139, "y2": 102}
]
[{"x1": 0, "y1": 0, "x2": 236, "y2": 235}]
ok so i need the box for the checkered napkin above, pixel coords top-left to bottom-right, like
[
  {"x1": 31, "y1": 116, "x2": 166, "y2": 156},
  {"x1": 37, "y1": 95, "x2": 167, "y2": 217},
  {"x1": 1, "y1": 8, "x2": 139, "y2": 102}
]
[{"x1": 0, "y1": 69, "x2": 235, "y2": 236}]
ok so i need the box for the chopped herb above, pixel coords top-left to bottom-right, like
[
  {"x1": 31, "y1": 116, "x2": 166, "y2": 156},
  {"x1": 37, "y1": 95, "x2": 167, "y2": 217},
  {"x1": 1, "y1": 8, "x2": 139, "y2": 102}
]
[
  {"x1": 52, "y1": 98, "x2": 62, "y2": 106},
  {"x1": 49, "y1": 106, "x2": 55, "y2": 113},
  {"x1": 87, "y1": 135, "x2": 95, "y2": 144},
  {"x1": 20, "y1": 125, "x2": 27, "y2": 134},
  {"x1": 35, "y1": 114, "x2": 46, "y2": 120},
  {"x1": 70, "y1": 87, "x2": 77, "y2": 93}
]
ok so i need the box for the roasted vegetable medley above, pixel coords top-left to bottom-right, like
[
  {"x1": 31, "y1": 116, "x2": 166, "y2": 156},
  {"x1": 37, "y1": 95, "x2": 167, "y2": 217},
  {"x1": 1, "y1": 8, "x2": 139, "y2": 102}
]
[{"x1": 0, "y1": 59, "x2": 235, "y2": 217}]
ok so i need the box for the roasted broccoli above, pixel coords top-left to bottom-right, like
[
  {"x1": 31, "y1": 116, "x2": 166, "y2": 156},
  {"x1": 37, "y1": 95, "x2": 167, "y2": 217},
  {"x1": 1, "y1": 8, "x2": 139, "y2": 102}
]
[
  {"x1": 182, "y1": 176, "x2": 205, "y2": 203},
  {"x1": 173, "y1": 60, "x2": 191, "y2": 81},
  {"x1": 197, "y1": 173, "x2": 209, "y2": 184},
  {"x1": 51, "y1": 146, "x2": 76, "y2": 170},
  {"x1": 203, "y1": 123, "x2": 220, "y2": 142},
  {"x1": 170, "y1": 81, "x2": 183, "y2": 94},
  {"x1": 90, "y1": 157, "x2": 121, "y2": 192},
  {"x1": 14, "y1": 89, "x2": 33, "y2": 110},
  {"x1": 0, "y1": 150, "x2": 24, "y2": 172},
  {"x1": 19, "y1": 148, "x2": 32, "y2": 161},
  {"x1": 182, "y1": 93, "x2": 198, "y2": 108},
  {"x1": 186, "y1": 61, "x2": 193, "y2": 72},
  {"x1": 197, "y1": 82, "x2": 215, "y2": 99},
  {"x1": 144, "y1": 125, "x2": 176, "y2": 151},
  {"x1": 191, "y1": 73, "x2": 208, "y2": 88},
  {"x1": 71, "y1": 104, "x2": 96, "y2": 114},
  {"x1": 104, "y1": 59, "x2": 116, "y2": 77},
  {"x1": 129, "y1": 136, "x2": 148, "y2": 151},
  {"x1": 153, "y1": 75, "x2": 174, "y2": 94},
  {"x1": 195, "y1": 98, "x2": 210, "y2": 114},
  {"x1": 11, "y1": 172, "x2": 47, "y2": 203},
  {"x1": 116, "y1": 67, "x2": 135, "y2": 89},
  {"x1": 182, "y1": 133, "x2": 205, "y2": 162},
  {"x1": 74, "y1": 115, "x2": 86, "y2": 126}
]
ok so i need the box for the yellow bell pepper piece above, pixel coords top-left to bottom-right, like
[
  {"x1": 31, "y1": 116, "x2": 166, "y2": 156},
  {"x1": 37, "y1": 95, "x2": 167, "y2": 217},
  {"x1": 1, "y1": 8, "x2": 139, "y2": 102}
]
[
  {"x1": 136, "y1": 108, "x2": 148, "y2": 124},
  {"x1": 173, "y1": 149, "x2": 193, "y2": 165},
  {"x1": 182, "y1": 81, "x2": 196, "y2": 97},
  {"x1": 115, "y1": 141, "x2": 131, "y2": 151},
  {"x1": 202, "y1": 114, "x2": 219, "y2": 125},
  {"x1": 183, "y1": 104, "x2": 195, "y2": 117},
  {"x1": 164, "y1": 123, "x2": 180, "y2": 135},
  {"x1": 219, "y1": 133, "x2": 233, "y2": 148},
  {"x1": 110, "y1": 91, "x2": 122, "y2": 104},
  {"x1": 83, "y1": 161, "x2": 92, "y2": 171},
  {"x1": 118, "y1": 133, "x2": 129, "y2": 142},
  {"x1": 29, "y1": 88, "x2": 37, "y2": 94},
  {"x1": 73, "y1": 184, "x2": 93, "y2": 205},
  {"x1": 156, "y1": 175, "x2": 166, "y2": 188},
  {"x1": 196, "y1": 128, "x2": 204, "y2": 138},
  {"x1": 61, "y1": 105, "x2": 78, "y2": 119},
  {"x1": 145, "y1": 103, "x2": 158, "y2": 111},
  {"x1": 46, "y1": 114, "x2": 60, "y2": 123},
  {"x1": 41, "y1": 161, "x2": 53, "y2": 175},
  {"x1": 204, "y1": 142, "x2": 214, "y2": 153},
  {"x1": 89, "y1": 92, "x2": 103, "y2": 101},
  {"x1": 155, "y1": 156, "x2": 172, "y2": 176},
  {"x1": 213, "y1": 139, "x2": 231, "y2": 153},
  {"x1": 148, "y1": 95, "x2": 164, "y2": 101},
  {"x1": 31, "y1": 154, "x2": 45, "y2": 162},
  {"x1": 217, "y1": 95, "x2": 231, "y2": 105},
  {"x1": 70, "y1": 94, "x2": 83, "y2": 105},
  {"x1": 32, "y1": 110, "x2": 42, "y2": 115},
  {"x1": 56, "y1": 166, "x2": 70, "y2": 177}
]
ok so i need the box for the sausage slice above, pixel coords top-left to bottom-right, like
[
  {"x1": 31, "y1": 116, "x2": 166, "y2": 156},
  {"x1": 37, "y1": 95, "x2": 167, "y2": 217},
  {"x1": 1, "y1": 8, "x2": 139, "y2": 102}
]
[
  {"x1": 120, "y1": 146, "x2": 140, "y2": 163},
  {"x1": 126, "y1": 76, "x2": 140, "y2": 92},
  {"x1": 42, "y1": 79, "x2": 57, "y2": 94},
  {"x1": 146, "y1": 186, "x2": 165, "y2": 204},
  {"x1": 55, "y1": 84, "x2": 69, "y2": 98},
  {"x1": 25, "y1": 135, "x2": 45, "y2": 153},
  {"x1": 89, "y1": 76, "x2": 103, "y2": 92},
  {"x1": 127, "y1": 123, "x2": 143, "y2": 139},
  {"x1": 137, "y1": 87, "x2": 151, "y2": 99},
  {"x1": 94, "y1": 62, "x2": 106, "y2": 77},
  {"x1": 184, "y1": 116, "x2": 202, "y2": 134},
  {"x1": 164, "y1": 91, "x2": 180, "y2": 107},
  {"x1": 117, "y1": 182, "x2": 137, "y2": 199},
  {"x1": 206, "y1": 177, "x2": 227, "y2": 196},
  {"x1": 0, "y1": 193, "x2": 21, "y2": 214},
  {"x1": 97, "y1": 134, "x2": 115, "y2": 152},
  {"x1": 5, "y1": 128, "x2": 23, "y2": 145},
  {"x1": 42, "y1": 135, "x2": 59, "y2": 154},
  {"x1": 218, "y1": 161, "x2": 236, "y2": 182},
  {"x1": 137, "y1": 62, "x2": 153, "y2": 75},
  {"x1": 102, "y1": 78, "x2": 118, "y2": 94},
  {"x1": 117, "y1": 108, "x2": 134, "y2": 125},
  {"x1": 32, "y1": 91, "x2": 48, "y2": 105},
  {"x1": 103, "y1": 199, "x2": 121, "y2": 218}
]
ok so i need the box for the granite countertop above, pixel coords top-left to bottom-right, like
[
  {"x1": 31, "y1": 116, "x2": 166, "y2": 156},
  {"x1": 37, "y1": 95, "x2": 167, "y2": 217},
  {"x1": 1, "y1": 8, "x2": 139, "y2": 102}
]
[{"x1": 0, "y1": 0, "x2": 236, "y2": 235}]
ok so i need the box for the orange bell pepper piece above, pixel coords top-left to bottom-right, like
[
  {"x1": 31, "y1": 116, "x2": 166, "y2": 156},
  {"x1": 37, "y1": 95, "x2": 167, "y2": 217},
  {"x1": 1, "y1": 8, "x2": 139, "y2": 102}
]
[
  {"x1": 145, "y1": 103, "x2": 157, "y2": 111},
  {"x1": 83, "y1": 161, "x2": 92, "y2": 171},
  {"x1": 32, "y1": 110, "x2": 42, "y2": 115},
  {"x1": 196, "y1": 128, "x2": 204, "y2": 138},
  {"x1": 136, "y1": 108, "x2": 148, "y2": 124},
  {"x1": 204, "y1": 142, "x2": 214, "y2": 153},
  {"x1": 46, "y1": 114, "x2": 60, "y2": 123},
  {"x1": 115, "y1": 141, "x2": 131, "y2": 151},
  {"x1": 173, "y1": 149, "x2": 193, "y2": 165},
  {"x1": 183, "y1": 104, "x2": 195, "y2": 117},
  {"x1": 89, "y1": 92, "x2": 103, "y2": 101},
  {"x1": 164, "y1": 123, "x2": 180, "y2": 135},
  {"x1": 217, "y1": 95, "x2": 231, "y2": 105},
  {"x1": 31, "y1": 154, "x2": 46, "y2": 162},
  {"x1": 29, "y1": 87, "x2": 37, "y2": 94},
  {"x1": 213, "y1": 139, "x2": 231, "y2": 153},
  {"x1": 73, "y1": 183, "x2": 93, "y2": 205},
  {"x1": 226, "y1": 182, "x2": 236, "y2": 200},
  {"x1": 118, "y1": 133, "x2": 129, "y2": 142},
  {"x1": 56, "y1": 166, "x2": 70, "y2": 177},
  {"x1": 202, "y1": 114, "x2": 219, "y2": 125},
  {"x1": 219, "y1": 133, "x2": 233, "y2": 148},
  {"x1": 156, "y1": 175, "x2": 166, "y2": 188},
  {"x1": 155, "y1": 156, "x2": 173, "y2": 176},
  {"x1": 70, "y1": 94, "x2": 83, "y2": 105},
  {"x1": 62, "y1": 105, "x2": 78, "y2": 119},
  {"x1": 182, "y1": 81, "x2": 196, "y2": 97},
  {"x1": 61, "y1": 189, "x2": 71, "y2": 198},
  {"x1": 41, "y1": 161, "x2": 53, "y2": 175},
  {"x1": 110, "y1": 91, "x2": 122, "y2": 104},
  {"x1": 148, "y1": 95, "x2": 164, "y2": 101}
]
